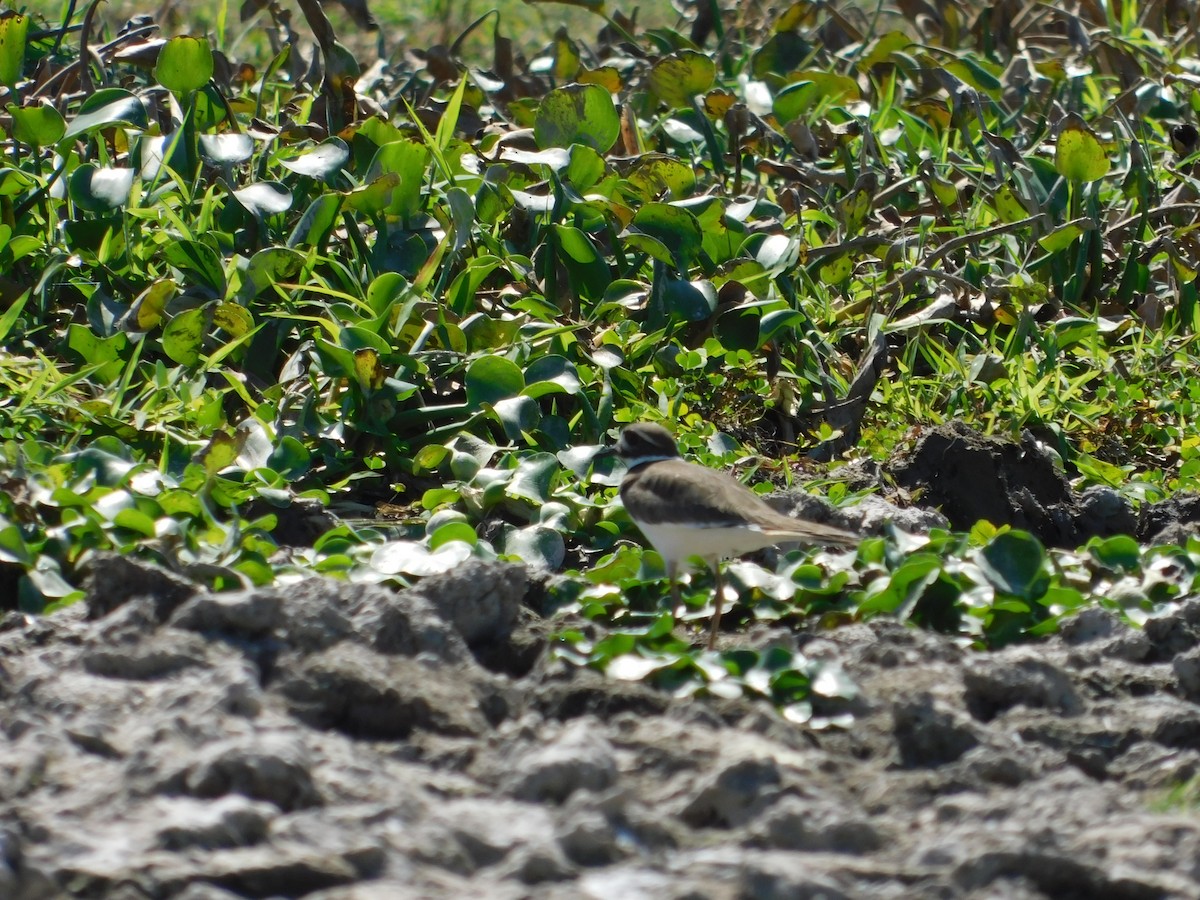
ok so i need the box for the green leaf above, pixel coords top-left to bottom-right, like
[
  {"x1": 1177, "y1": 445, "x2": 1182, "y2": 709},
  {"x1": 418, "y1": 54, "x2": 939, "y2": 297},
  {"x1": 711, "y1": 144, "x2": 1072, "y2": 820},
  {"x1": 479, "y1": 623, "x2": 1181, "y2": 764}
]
[
  {"x1": 509, "y1": 452, "x2": 558, "y2": 502},
  {"x1": 365, "y1": 140, "x2": 430, "y2": 221},
  {"x1": 164, "y1": 240, "x2": 226, "y2": 294},
  {"x1": 8, "y1": 102, "x2": 65, "y2": 146},
  {"x1": 466, "y1": 356, "x2": 525, "y2": 406},
  {"x1": 130, "y1": 280, "x2": 176, "y2": 331},
  {"x1": 524, "y1": 355, "x2": 582, "y2": 396},
  {"x1": 0, "y1": 288, "x2": 28, "y2": 342},
  {"x1": 1037, "y1": 222, "x2": 1085, "y2": 254},
  {"x1": 0, "y1": 524, "x2": 31, "y2": 565},
  {"x1": 68, "y1": 164, "x2": 134, "y2": 212},
  {"x1": 63, "y1": 89, "x2": 148, "y2": 141},
  {"x1": 648, "y1": 50, "x2": 716, "y2": 109},
  {"x1": 976, "y1": 531, "x2": 1049, "y2": 601},
  {"x1": 0, "y1": 12, "x2": 28, "y2": 88},
  {"x1": 1054, "y1": 113, "x2": 1110, "y2": 183},
  {"x1": 162, "y1": 307, "x2": 209, "y2": 366},
  {"x1": 534, "y1": 83, "x2": 619, "y2": 153},
  {"x1": 155, "y1": 35, "x2": 214, "y2": 93},
  {"x1": 1087, "y1": 534, "x2": 1141, "y2": 573},
  {"x1": 554, "y1": 225, "x2": 597, "y2": 263},
  {"x1": 430, "y1": 521, "x2": 477, "y2": 549},
  {"x1": 493, "y1": 395, "x2": 541, "y2": 440},
  {"x1": 199, "y1": 133, "x2": 254, "y2": 167},
  {"x1": 773, "y1": 73, "x2": 860, "y2": 122},
  {"x1": 504, "y1": 524, "x2": 565, "y2": 569},
  {"x1": 213, "y1": 302, "x2": 254, "y2": 338},
  {"x1": 279, "y1": 137, "x2": 350, "y2": 182},
  {"x1": 664, "y1": 278, "x2": 718, "y2": 321},
  {"x1": 566, "y1": 144, "x2": 606, "y2": 190},
  {"x1": 624, "y1": 154, "x2": 696, "y2": 199},
  {"x1": 629, "y1": 202, "x2": 703, "y2": 271},
  {"x1": 195, "y1": 431, "x2": 241, "y2": 474},
  {"x1": 242, "y1": 247, "x2": 305, "y2": 297},
  {"x1": 232, "y1": 182, "x2": 293, "y2": 217}
]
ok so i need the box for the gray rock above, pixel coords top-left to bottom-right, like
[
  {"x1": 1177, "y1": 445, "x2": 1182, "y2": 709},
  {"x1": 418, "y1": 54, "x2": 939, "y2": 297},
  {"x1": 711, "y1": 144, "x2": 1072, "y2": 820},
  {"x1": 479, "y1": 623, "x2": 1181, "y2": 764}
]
[
  {"x1": 410, "y1": 559, "x2": 528, "y2": 646},
  {"x1": 274, "y1": 643, "x2": 490, "y2": 738},
  {"x1": 152, "y1": 795, "x2": 275, "y2": 850},
  {"x1": 162, "y1": 733, "x2": 321, "y2": 811},
  {"x1": 893, "y1": 693, "x2": 981, "y2": 768},
  {"x1": 679, "y1": 757, "x2": 783, "y2": 829},
  {"x1": 170, "y1": 589, "x2": 285, "y2": 637},
  {"x1": 963, "y1": 653, "x2": 1083, "y2": 721},
  {"x1": 507, "y1": 718, "x2": 618, "y2": 804},
  {"x1": 85, "y1": 554, "x2": 197, "y2": 621}
]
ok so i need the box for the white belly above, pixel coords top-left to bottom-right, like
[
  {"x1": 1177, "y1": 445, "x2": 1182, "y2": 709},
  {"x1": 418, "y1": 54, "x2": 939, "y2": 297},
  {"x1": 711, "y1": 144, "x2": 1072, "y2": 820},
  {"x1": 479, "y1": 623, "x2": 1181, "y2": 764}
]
[{"x1": 635, "y1": 520, "x2": 780, "y2": 570}]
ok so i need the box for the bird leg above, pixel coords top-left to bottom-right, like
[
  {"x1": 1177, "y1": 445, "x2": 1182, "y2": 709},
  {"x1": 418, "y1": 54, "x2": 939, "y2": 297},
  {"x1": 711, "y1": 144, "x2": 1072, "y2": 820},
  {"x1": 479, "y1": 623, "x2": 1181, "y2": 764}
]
[
  {"x1": 668, "y1": 559, "x2": 681, "y2": 612},
  {"x1": 707, "y1": 562, "x2": 724, "y2": 650}
]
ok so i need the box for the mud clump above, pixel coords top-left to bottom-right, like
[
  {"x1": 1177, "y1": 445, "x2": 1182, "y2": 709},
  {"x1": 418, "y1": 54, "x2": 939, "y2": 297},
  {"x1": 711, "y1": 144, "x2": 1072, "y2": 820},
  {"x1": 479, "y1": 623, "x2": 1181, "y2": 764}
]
[{"x1": 889, "y1": 422, "x2": 1198, "y2": 548}]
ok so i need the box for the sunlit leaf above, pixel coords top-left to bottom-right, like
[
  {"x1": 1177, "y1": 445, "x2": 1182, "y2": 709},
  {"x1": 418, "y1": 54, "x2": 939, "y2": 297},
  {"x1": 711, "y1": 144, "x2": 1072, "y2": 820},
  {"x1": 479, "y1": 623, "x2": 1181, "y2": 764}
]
[
  {"x1": 63, "y1": 89, "x2": 148, "y2": 141},
  {"x1": 975, "y1": 531, "x2": 1049, "y2": 601},
  {"x1": 232, "y1": 182, "x2": 293, "y2": 217},
  {"x1": 534, "y1": 83, "x2": 619, "y2": 153},
  {"x1": 162, "y1": 307, "x2": 209, "y2": 366},
  {"x1": 155, "y1": 35, "x2": 214, "y2": 93},
  {"x1": 1054, "y1": 113, "x2": 1110, "y2": 183},
  {"x1": 649, "y1": 50, "x2": 716, "y2": 109},
  {"x1": 466, "y1": 356, "x2": 524, "y2": 406},
  {"x1": 8, "y1": 102, "x2": 65, "y2": 146},
  {"x1": 68, "y1": 164, "x2": 134, "y2": 212},
  {"x1": 0, "y1": 12, "x2": 28, "y2": 88},
  {"x1": 199, "y1": 133, "x2": 255, "y2": 167},
  {"x1": 279, "y1": 137, "x2": 350, "y2": 181}
]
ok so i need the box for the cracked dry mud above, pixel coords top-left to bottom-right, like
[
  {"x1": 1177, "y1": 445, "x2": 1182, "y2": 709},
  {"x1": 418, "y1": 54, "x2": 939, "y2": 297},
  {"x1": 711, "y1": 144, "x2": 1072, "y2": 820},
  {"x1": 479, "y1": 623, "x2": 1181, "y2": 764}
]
[{"x1": 3, "y1": 423, "x2": 1200, "y2": 900}]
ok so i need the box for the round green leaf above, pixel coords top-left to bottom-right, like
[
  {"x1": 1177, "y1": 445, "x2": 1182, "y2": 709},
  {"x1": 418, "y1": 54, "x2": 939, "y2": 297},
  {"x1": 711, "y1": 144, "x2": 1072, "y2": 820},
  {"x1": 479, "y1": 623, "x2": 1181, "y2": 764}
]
[
  {"x1": 68, "y1": 164, "x2": 134, "y2": 212},
  {"x1": 232, "y1": 181, "x2": 292, "y2": 217},
  {"x1": 630, "y1": 202, "x2": 703, "y2": 271},
  {"x1": 1054, "y1": 114, "x2": 1110, "y2": 183},
  {"x1": 648, "y1": 50, "x2": 716, "y2": 109},
  {"x1": 162, "y1": 307, "x2": 209, "y2": 366},
  {"x1": 8, "y1": 102, "x2": 65, "y2": 146},
  {"x1": 213, "y1": 302, "x2": 254, "y2": 338},
  {"x1": 429, "y1": 521, "x2": 478, "y2": 549},
  {"x1": 493, "y1": 395, "x2": 541, "y2": 441},
  {"x1": 624, "y1": 154, "x2": 696, "y2": 200},
  {"x1": 976, "y1": 531, "x2": 1049, "y2": 600},
  {"x1": 466, "y1": 356, "x2": 525, "y2": 406},
  {"x1": 63, "y1": 88, "x2": 148, "y2": 141},
  {"x1": 508, "y1": 452, "x2": 558, "y2": 504},
  {"x1": 534, "y1": 83, "x2": 619, "y2": 153},
  {"x1": 155, "y1": 35, "x2": 214, "y2": 94},
  {"x1": 1087, "y1": 534, "x2": 1141, "y2": 572},
  {"x1": 279, "y1": 137, "x2": 350, "y2": 182},
  {"x1": 664, "y1": 278, "x2": 718, "y2": 321},
  {"x1": 504, "y1": 524, "x2": 566, "y2": 569},
  {"x1": 524, "y1": 355, "x2": 582, "y2": 396},
  {"x1": 242, "y1": 247, "x2": 305, "y2": 297},
  {"x1": 199, "y1": 133, "x2": 254, "y2": 167},
  {"x1": 773, "y1": 72, "x2": 860, "y2": 123}
]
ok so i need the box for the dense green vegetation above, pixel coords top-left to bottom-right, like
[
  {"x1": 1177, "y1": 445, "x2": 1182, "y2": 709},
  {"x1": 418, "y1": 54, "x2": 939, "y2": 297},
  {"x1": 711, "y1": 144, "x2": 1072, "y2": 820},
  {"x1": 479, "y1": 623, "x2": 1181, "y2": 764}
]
[{"x1": 2, "y1": 0, "x2": 1199, "y2": 714}]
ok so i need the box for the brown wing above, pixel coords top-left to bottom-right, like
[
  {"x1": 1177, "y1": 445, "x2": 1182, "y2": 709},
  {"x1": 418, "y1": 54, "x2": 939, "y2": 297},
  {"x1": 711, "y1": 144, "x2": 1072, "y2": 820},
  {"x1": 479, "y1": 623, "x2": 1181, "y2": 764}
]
[{"x1": 621, "y1": 459, "x2": 859, "y2": 545}]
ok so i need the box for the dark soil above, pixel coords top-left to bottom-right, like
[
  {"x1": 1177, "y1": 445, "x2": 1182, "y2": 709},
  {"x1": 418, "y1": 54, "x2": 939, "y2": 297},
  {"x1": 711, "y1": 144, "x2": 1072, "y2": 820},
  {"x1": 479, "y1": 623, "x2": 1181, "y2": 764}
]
[{"x1": 3, "y1": 423, "x2": 1200, "y2": 899}]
